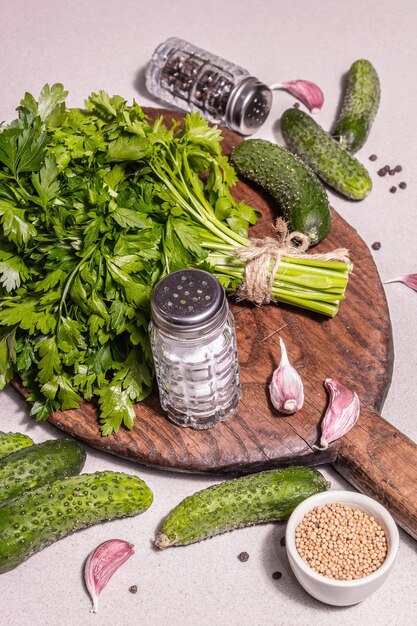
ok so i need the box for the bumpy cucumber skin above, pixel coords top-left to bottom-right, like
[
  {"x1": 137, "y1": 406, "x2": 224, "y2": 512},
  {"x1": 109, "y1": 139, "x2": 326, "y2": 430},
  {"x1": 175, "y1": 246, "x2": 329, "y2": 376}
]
[
  {"x1": 0, "y1": 439, "x2": 86, "y2": 504},
  {"x1": 281, "y1": 108, "x2": 372, "y2": 200},
  {"x1": 0, "y1": 432, "x2": 34, "y2": 459},
  {"x1": 230, "y1": 139, "x2": 331, "y2": 246},
  {"x1": 0, "y1": 471, "x2": 153, "y2": 573},
  {"x1": 332, "y1": 59, "x2": 381, "y2": 153},
  {"x1": 155, "y1": 466, "x2": 329, "y2": 548}
]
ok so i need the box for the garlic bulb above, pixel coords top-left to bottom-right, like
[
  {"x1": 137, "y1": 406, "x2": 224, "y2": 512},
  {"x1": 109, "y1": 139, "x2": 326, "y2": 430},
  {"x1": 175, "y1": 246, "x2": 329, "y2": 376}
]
[{"x1": 269, "y1": 337, "x2": 304, "y2": 414}]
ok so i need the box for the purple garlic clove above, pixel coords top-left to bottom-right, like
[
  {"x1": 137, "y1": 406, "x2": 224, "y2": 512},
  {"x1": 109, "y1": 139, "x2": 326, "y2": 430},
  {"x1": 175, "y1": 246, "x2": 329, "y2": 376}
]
[
  {"x1": 270, "y1": 79, "x2": 324, "y2": 112},
  {"x1": 84, "y1": 539, "x2": 135, "y2": 613},
  {"x1": 269, "y1": 337, "x2": 304, "y2": 414},
  {"x1": 315, "y1": 377, "x2": 360, "y2": 450},
  {"x1": 385, "y1": 273, "x2": 417, "y2": 292}
]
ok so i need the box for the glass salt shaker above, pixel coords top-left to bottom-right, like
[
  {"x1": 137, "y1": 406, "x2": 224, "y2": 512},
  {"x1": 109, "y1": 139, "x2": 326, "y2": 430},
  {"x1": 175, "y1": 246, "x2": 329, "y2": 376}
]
[
  {"x1": 145, "y1": 36, "x2": 272, "y2": 135},
  {"x1": 149, "y1": 268, "x2": 242, "y2": 430}
]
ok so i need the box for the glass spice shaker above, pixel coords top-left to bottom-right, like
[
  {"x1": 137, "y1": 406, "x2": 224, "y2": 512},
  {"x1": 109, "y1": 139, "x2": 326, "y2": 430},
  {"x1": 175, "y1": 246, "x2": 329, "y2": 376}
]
[
  {"x1": 145, "y1": 36, "x2": 272, "y2": 135},
  {"x1": 149, "y1": 268, "x2": 242, "y2": 430}
]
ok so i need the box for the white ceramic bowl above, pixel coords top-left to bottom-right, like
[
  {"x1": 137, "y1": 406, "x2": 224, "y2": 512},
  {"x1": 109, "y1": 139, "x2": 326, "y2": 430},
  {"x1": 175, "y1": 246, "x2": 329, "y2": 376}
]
[{"x1": 285, "y1": 490, "x2": 399, "y2": 606}]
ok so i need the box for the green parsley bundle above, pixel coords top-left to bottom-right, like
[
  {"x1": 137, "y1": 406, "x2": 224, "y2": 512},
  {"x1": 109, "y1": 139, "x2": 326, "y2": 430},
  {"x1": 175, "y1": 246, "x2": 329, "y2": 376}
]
[{"x1": 0, "y1": 85, "x2": 350, "y2": 433}]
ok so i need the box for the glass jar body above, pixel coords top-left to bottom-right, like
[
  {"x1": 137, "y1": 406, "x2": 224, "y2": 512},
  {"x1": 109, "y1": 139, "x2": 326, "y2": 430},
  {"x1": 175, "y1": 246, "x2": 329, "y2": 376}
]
[
  {"x1": 145, "y1": 37, "x2": 272, "y2": 135},
  {"x1": 149, "y1": 311, "x2": 241, "y2": 430}
]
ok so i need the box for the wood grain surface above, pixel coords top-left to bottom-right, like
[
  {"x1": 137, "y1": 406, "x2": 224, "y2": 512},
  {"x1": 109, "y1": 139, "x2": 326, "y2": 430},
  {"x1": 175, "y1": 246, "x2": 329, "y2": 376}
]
[{"x1": 11, "y1": 108, "x2": 417, "y2": 540}]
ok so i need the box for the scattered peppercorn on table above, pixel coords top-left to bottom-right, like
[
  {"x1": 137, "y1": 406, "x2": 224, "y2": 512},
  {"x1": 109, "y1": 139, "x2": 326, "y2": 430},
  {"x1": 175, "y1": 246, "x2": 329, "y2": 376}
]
[{"x1": 1, "y1": 1, "x2": 417, "y2": 625}]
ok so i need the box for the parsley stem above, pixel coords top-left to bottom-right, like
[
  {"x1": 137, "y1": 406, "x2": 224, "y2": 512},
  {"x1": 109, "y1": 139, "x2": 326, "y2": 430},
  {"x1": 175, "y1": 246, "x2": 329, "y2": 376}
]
[
  {"x1": 151, "y1": 161, "x2": 242, "y2": 248},
  {"x1": 180, "y1": 151, "x2": 249, "y2": 247}
]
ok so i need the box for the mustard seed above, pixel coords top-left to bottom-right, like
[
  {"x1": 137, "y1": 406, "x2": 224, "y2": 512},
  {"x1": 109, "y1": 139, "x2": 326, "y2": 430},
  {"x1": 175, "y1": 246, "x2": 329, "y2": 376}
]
[{"x1": 295, "y1": 503, "x2": 388, "y2": 581}]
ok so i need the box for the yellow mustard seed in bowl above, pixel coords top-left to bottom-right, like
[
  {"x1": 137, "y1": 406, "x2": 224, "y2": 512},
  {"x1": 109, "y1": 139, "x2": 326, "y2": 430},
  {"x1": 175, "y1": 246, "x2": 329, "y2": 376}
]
[{"x1": 295, "y1": 503, "x2": 388, "y2": 581}]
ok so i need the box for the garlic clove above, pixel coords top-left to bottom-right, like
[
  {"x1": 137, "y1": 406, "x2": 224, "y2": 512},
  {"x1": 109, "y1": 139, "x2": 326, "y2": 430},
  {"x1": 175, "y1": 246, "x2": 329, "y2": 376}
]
[
  {"x1": 385, "y1": 273, "x2": 417, "y2": 292},
  {"x1": 270, "y1": 80, "x2": 324, "y2": 112},
  {"x1": 269, "y1": 337, "x2": 304, "y2": 414},
  {"x1": 84, "y1": 539, "x2": 135, "y2": 613},
  {"x1": 314, "y1": 377, "x2": 360, "y2": 450}
]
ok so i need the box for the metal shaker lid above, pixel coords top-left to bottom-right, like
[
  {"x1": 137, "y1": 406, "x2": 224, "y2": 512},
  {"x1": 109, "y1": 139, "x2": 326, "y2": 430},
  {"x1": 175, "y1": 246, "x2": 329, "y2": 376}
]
[
  {"x1": 150, "y1": 269, "x2": 228, "y2": 338},
  {"x1": 225, "y1": 77, "x2": 272, "y2": 135}
]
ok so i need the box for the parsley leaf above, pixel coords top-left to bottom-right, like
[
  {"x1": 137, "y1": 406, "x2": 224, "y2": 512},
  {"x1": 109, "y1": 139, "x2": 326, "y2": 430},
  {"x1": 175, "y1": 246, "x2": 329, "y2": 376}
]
[
  {"x1": 98, "y1": 383, "x2": 137, "y2": 435},
  {"x1": 0, "y1": 327, "x2": 16, "y2": 388},
  {"x1": 0, "y1": 200, "x2": 37, "y2": 246},
  {"x1": 31, "y1": 155, "x2": 61, "y2": 208},
  {"x1": 0, "y1": 248, "x2": 31, "y2": 291}
]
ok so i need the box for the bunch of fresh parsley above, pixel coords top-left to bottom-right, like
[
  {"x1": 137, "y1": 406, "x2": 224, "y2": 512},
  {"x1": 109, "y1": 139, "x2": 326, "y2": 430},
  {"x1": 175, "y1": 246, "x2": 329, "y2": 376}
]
[{"x1": 0, "y1": 84, "x2": 258, "y2": 434}]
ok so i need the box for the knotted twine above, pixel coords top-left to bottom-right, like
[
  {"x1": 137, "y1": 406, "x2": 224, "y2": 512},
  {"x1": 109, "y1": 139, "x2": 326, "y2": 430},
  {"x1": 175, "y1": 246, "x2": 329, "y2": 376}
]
[{"x1": 233, "y1": 218, "x2": 351, "y2": 305}]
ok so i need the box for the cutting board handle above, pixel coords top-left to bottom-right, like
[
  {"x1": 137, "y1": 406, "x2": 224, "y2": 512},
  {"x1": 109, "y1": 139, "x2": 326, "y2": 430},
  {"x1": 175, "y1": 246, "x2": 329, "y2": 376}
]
[{"x1": 333, "y1": 403, "x2": 417, "y2": 540}]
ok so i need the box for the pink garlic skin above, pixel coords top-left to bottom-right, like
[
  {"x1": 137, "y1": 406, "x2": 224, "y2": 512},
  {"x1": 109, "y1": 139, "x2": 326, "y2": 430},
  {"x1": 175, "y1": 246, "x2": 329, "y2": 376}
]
[
  {"x1": 316, "y1": 378, "x2": 360, "y2": 450},
  {"x1": 270, "y1": 80, "x2": 324, "y2": 112},
  {"x1": 269, "y1": 337, "x2": 304, "y2": 414},
  {"x1": 84, "y1": 539, "x2": 135, "y2": 613}
]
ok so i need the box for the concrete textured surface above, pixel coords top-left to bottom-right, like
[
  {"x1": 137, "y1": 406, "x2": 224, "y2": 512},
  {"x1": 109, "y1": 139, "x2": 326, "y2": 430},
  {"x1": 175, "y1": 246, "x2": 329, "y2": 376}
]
[{"x1": 0, "y1": 1, "x2": 416, "y2": 624}]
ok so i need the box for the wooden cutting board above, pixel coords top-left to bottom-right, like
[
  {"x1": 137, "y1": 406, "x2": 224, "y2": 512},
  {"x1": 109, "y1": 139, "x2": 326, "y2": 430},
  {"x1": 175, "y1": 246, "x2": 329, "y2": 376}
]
[{"x1": 11, "y1": 108, "x2": 417, "y2": 541}]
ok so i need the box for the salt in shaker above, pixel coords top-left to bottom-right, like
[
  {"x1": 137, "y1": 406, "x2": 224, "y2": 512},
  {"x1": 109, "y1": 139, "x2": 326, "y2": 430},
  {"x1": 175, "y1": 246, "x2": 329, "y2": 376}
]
[
  {"x1": 149, "y1": 268, "x2": 242, "y2": 429},
  {"x1": 145, "y1": 37, "x2": 272, "y2": 135}
]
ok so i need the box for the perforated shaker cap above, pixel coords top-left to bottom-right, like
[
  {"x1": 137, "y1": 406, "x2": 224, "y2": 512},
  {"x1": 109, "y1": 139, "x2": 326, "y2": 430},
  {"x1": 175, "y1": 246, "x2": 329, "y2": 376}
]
[
  {"x1": 150, "y1": 269, "x2": 228, "y2": 337},
  {"x1": 226, "y1": 77, "x2": 272, "y2": 135}
]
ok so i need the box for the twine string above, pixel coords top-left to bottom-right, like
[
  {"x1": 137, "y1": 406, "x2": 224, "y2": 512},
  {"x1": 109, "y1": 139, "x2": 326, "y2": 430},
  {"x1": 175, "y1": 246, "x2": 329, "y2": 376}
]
[{"x1": 233, "y1": 218, "x2": 350, "y2": 305}]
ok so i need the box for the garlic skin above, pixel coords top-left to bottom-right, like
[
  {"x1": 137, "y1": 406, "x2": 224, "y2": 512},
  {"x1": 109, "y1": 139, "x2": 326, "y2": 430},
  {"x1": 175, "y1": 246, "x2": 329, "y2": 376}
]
[
  {"x1": 269, "y1": 337, "x2": 304, "y2": 414},
  {"x1": 270, "y1": 80, "x2": 324, "y2": 112},
  {"x1": 84, "y1": 539, "x2": 135, "y2": 613},
  {"x1": 315, "y1": 378, "x2": 360, "y2": 450}
]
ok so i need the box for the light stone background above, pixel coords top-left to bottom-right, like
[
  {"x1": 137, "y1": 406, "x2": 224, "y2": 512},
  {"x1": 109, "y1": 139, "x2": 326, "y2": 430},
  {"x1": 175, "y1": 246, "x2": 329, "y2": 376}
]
[{"x1": 0, "y1": 1, "x2": 416, "y2": 624}]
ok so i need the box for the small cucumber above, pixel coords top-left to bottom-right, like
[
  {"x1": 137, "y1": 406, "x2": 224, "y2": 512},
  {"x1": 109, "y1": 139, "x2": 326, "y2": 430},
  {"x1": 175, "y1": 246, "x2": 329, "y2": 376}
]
[
  {"x1": 0, "y1": 439, "x2": 86, "y2": 504},
  {"x1": 0, "y1": 432, "x2": 34, "y2": 458},
  {"x1": 230, "y1": 138, "x2": 331, "y2": 246},
  {"x1": 332, "y1": 59, "x2": 381, "y2": 153},
  {"x1": 155, "y1": 466, "x2": 329, "y2": 548},
  {"x1": 0, "y1": 471, "x2": 153, "y2": 573},
  {"x1": 280, "y1": 108, "x2": 372, "y2": 200}
]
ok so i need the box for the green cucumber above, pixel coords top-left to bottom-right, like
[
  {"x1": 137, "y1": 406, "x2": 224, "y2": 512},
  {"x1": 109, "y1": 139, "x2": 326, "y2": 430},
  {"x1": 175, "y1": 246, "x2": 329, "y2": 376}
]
[
  {"x1": 0, "y1": 432, "x2": 34, "y2": 458},
  {"x1": 0, "y1": 439, "x2": 86, "y2": 504},
  {"x1": 332, "y1": 59, "x2": 381, "y2": 153},
  {"x1": 230, "y1": 138, "x2": 331, "y2": 246},
  {"x1": 0, "y1": 470, "x2": 153, "y2": 573},
  {"x1": 155, "y1": 466, "x2": 329, "y2": 548},
  {"x1": 280, "y1": 108, "x2": 372, "y2": 200}
]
